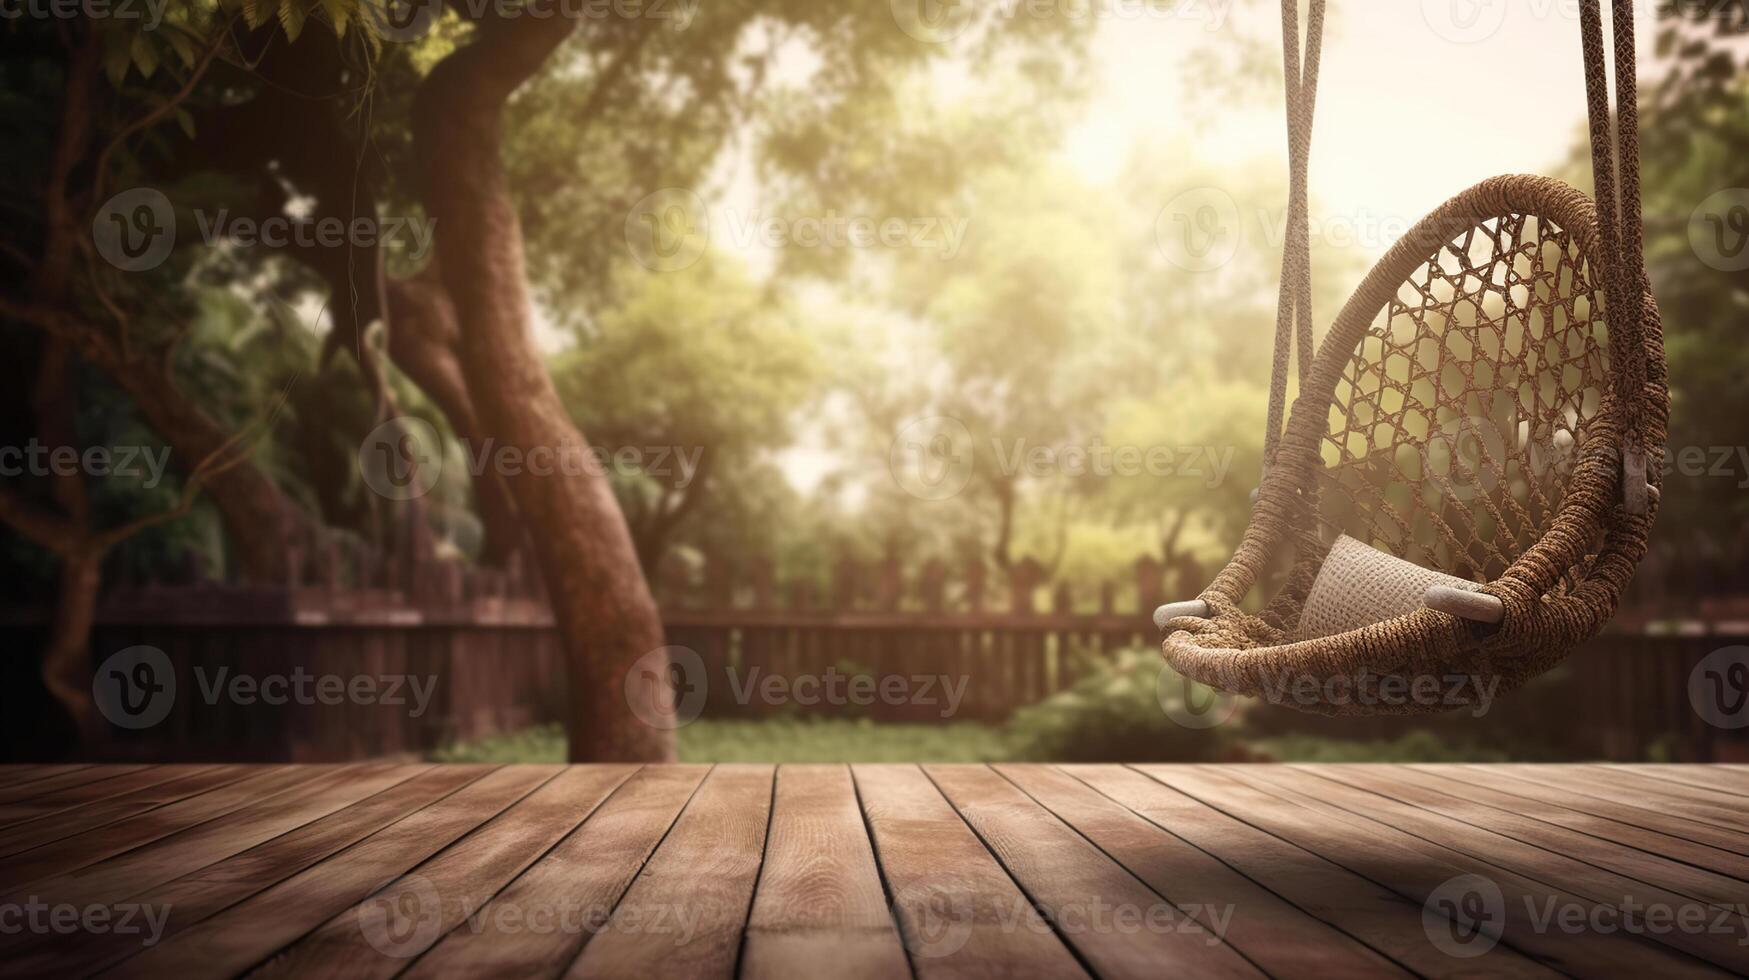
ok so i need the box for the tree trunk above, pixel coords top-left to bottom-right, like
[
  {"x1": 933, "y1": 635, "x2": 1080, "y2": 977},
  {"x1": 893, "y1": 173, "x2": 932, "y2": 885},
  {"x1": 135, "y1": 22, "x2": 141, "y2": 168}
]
[
  {"x1": 414, "y1": 18, "x2": 675, "y2": 761},
  {"x1": 383, "y1": 267, "x2": 527, "y2": 566},
  {"x1": 42, "y1": 544, "x2": 104, "y2": 742}
]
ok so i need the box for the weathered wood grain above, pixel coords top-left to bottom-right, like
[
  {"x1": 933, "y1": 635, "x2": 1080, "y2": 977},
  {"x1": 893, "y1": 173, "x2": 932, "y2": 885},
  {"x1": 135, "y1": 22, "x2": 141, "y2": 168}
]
[
  {"x1": 740, "y1": 764, "x2": 910, "y2": 980},
  {"x1": 566, "y1": 764, "x2": 774, "y2": 980},
  {"x1": 0, "y1": 763, "x2": 1737, "y2": 979}
]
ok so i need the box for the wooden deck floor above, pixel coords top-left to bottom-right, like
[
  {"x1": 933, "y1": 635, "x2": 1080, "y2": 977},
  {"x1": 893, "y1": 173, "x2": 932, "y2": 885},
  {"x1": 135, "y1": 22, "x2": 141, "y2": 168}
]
[{"x1": 0, "y1": 765, "x2": 1746, "y2": 978}]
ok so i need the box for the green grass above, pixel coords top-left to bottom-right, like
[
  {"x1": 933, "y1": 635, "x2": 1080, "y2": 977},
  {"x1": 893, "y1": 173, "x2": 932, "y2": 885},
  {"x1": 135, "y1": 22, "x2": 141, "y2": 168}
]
[
  {"x1": 1246, "y1": 730, "x2": 1515, "y2": 763},
  {"x1": 429, "y1": 719, "x2": 1532, "y2": 765},
  {"x1": 429, "y1": 718, "x2": 1013, "y2": 764}
]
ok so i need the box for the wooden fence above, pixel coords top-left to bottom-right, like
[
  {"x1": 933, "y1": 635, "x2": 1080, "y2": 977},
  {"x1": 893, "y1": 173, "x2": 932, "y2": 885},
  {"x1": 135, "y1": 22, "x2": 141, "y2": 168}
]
[{"x1": 5, "y1": 539, "x2": 1747, "y2": 762}]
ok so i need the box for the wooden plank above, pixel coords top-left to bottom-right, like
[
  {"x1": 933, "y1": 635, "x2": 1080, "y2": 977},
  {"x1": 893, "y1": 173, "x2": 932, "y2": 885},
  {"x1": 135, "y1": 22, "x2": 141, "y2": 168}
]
[
  {"x1": 740, "y1": 765, "x2": 911, "y2": 980},
  {"x1": 1612, "y1": 765, "x2": 1749, "y2": 798},
  {"x1": 854, "y1": 764, "x2": 1088, "y2": 980},
  {"x1": 0, "y1": 766, "x2": 495, "y2": 979},
  {"x1": 1067, "y1": 765, "x2": 1556, "y2": 978},
  {"x1": 17, "y1": 764, "x2": 426, "y2": 911},
  {"x1": 253, "y1": 765, "x2": 637, "y2": 977},
  {"x1": 0, "y1": 766, "x2": 220, "y2": 830},
  {"x1": 1457, "y1": 765, "x2": 1749, "y2": 857},
  {"x1": 405, "y1": 766, "x2": 709, "y2": 979},
  {"x1": 0, "y1": 765, "x2": 337, "y2": 888},
  {"x1": 0, "y1": 765, "x2": 255, "y2": 856},
  {"x1": 926, "y1": 764, "x2": 1261, "y2": 980},
  {"x1": 1265, "y1": 766, "x2": 1749, "y2": 973},
  {"x1": 100, "y1": 765, "x2": 561, "y2": 979},
  {"x1": 0, "y1": 765, "x2": 148, "y2": 806},
  {"x1": 1492, "y1": 766, "x2": 1749, "y2": 843},
  {"x1": 1150, "y1": 765, "x2": 1727, "y2": 978},
  {"x1": 565, "y1": 764, "x2": 773, "y2": 979},
  {"x1": 1579, "y1": 765, "x2": 1749, "y2": 818},
  {"x1": 0, "y1": 766, "x2": 129, "y2": 818},
  {"x1": 1395, "y1": 766, "x2": 1749, "y2": 887},
  {"x1": 0, "y1": 765, "x2": 93, "y2": 790},
  {"x1": 996, "y1": 764, "x2": 1408, "y2": 978}
]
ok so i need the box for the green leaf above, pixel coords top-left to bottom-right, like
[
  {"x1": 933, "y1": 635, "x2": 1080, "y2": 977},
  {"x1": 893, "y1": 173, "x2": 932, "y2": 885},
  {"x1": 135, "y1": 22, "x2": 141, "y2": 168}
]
[
  {"x1": 130, "y1": 33, "x2": 159, "y2": 80},
  {"x1": 243, "y1": 0, "x2": 271, "y2": 29},
  {"x1": 321, "y1": 0, "x2": 348, "y2": 36},
  {"x1": 104, "y1": 38, "x2": 133, "y2": 86},
  {"x1": 175, "y1": 107, "x2": 197, "y2": 140},
  {"x1": 278, "y1": 0, "x2": 307, "y2": 42},
  {"x1": 163, "y1": 27, "x2": 198, "y2": 68}
]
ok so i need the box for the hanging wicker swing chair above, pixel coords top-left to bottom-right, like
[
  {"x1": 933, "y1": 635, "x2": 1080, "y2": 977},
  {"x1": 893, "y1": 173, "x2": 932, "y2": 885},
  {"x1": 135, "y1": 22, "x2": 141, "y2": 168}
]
[{"x1": 1154, "y1": 0, "x2": 1669, "y2": 715}]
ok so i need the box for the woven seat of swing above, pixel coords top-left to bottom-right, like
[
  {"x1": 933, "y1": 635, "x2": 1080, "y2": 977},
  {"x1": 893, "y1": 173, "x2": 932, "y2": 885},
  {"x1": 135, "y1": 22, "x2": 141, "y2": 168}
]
[{"x1": 1161, "y1": 174, "x2": 1667, "y2": 715}]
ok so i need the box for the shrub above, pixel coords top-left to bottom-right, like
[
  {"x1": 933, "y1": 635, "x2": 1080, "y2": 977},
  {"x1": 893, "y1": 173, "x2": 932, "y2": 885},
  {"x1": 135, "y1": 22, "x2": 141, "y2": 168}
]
[{"x1": 1004, "y1": 648, "x2": 1244, "y2": 761}]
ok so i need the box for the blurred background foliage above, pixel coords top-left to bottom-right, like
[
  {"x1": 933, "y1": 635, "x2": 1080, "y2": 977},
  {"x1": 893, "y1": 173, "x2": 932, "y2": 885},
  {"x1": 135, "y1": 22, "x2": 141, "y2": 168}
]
[
  {"x1": 10, "y1": 2, "x2": 1743, "y2": 600},
  {"x1": 4, "y1": 2, "x2": 1748, "y2": 760}
]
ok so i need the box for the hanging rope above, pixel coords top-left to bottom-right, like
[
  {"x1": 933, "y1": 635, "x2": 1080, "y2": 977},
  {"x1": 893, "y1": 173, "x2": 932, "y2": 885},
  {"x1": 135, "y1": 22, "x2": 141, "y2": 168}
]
[
  {"x1": 1262, "y1": 0, "x2": 1326, "y2": 462},
  {"x1": 1579, "y1": 0, "x2": 1651, "y2": 508}
]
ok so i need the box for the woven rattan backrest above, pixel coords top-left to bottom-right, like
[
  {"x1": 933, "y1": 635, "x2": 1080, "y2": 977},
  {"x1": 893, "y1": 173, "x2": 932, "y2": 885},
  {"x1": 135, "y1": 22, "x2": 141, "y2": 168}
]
[{"x1": 1314, "y1": 211, "x2": 1611, "y2": 585}]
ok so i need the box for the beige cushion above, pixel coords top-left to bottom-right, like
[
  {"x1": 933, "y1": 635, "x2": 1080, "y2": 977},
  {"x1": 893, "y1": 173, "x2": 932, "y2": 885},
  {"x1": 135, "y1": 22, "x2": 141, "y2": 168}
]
[{"x1": 1297, "y1": 534, "x2": 1480, "y2": 639}]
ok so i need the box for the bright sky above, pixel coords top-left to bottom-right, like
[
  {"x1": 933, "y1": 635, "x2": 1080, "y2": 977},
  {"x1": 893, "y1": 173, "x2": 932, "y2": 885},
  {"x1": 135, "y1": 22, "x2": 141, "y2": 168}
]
[
  {"x1": 707, "y1": 2, "x2": 1653, "y2": 282},
  {"x1": 1062, "y1": 0, "x2": 1653, "y2": 244}
]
